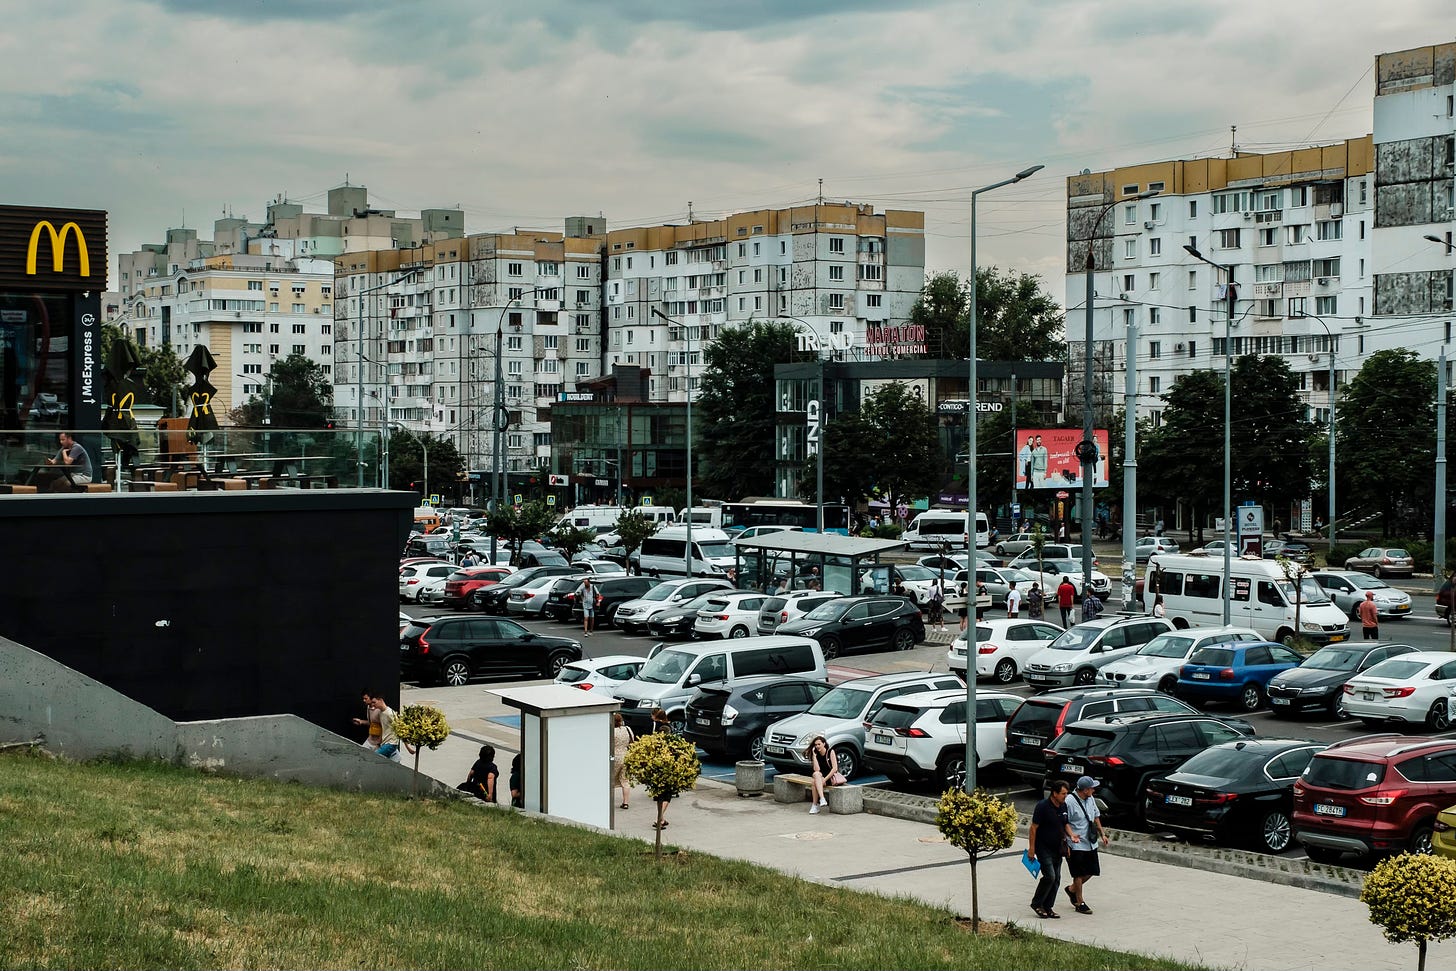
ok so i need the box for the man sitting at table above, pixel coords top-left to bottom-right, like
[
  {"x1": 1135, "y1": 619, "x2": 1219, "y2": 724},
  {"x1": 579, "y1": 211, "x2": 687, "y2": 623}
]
[{"x1": 42, "y1": 432, "x2": 93, "y2": 491}]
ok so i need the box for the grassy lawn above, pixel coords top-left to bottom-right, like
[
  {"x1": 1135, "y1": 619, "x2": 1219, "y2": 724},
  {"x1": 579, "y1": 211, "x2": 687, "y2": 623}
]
[{"x1": 0, "y1": 752, "x2": 1193, "y2": 970}]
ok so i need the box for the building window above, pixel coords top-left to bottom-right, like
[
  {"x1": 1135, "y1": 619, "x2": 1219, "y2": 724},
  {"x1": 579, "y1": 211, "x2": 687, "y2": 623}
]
[
  {"x1": 508, "y1": 287, "x2": 524, "y2": 300},
  {"x1": 829, "y1": 265, "x2": 844, "y2": 281},
  {"x1": 1122, "y1": 274, "x2": 1135, "y2": 292},
  {"x1": 1187, "y1": 340, "x2": 1196, "y2": 357},
  {"x1": 247, "y1": 281, "x2": 262, "y2": 291},
  {"x1": 1188, "y1": 200, "x2": 1198, "y2": 218},
  {"x1": 1149, "y1": 202, "x2": 1162, "y2": 221},
  {"x1": 1287, "y1": 297, "x2": 1307, "y2": 318},
  {"x1": 537, "y1": 261, "x2": 559, "y2": 276},
  {"x1": 1149, "y1": 307, "x2": 1161, "y2": 324},
  {"x1": 1188, "y1": 306, "x2": 1197, "y2": 323},
  {"x1": 1215, "y1": 228, "x2": 1241, "y2": 249},
  {"x1": 1285, "y1": 224, "x2": 1309, "y2": 245},
  {"x1": 292, "y1": 323, "x2": 306, "y2": 333},
  {"x1": 1150, "y1": 376, "x2": 1161, "y2": 393},
  {"x1": 1149, "y1": 238, "x2": 1162, "y2": 256},
  {"x1": 1148, "y1": 340, "x2": 1161, "y2": 359},
  {"x1": 1188, "y1": 270, "x2": 1197, "y2": 290},
  {"x1": 292, "y1": 344, "x2": 305, "y2": 355},
  {"x1": 508, "y1": 262, "x2": 523, "y2": 276},
  {"x1": 1149, "y1": 271, "x2": 1160, "y2": 290},
  {"x1": 665, "y1": 251, "x2": 679, "y2": 265},
  {"x1": 859, "y1": 263, "x2": 882, "y2": 281},
  {"x1": 828, "y1": 294, "x2": 843, "y2": 311},
  {"x1": 829, "y1": 237, "x2": 845, "y2": 253},
  {"x1": 1314, "y1": 257, "x2": 1341, "y2": 279},
  {"x1": 866, "y1": 293, "x2": 882, "y2": 307},
  {"x1": 544, "y1": 335, "x2": 558, "y2": 349},
  {"x1": 576, "y1": 338, "x2": 590, "y2": 352},
  {"x1": 1316, "y1": 220, "x2": 1342, "y2": 241},
  {"x1": 1124, "y1": 239, "x2": 1137, "y2": 259},
  {"x1": 508, "y1": 361, "x2": 522, "y2": 376},
  {"x1": 1315, "y1": 295, "x2": 1337, "y2": 315},
  {"x1": 508, "y1": 336, "x2": 522, "y2": 350},
  {"x1": 1258, "y1": 227, "x2": 1277, "y2": 246},
  {"x1": 1124, "y1": 204, "x2": 1137, "y2": 225}
]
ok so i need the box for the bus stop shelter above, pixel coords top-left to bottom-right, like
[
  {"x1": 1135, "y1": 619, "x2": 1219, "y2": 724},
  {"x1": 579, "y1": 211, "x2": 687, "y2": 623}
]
[{"x1": 732, "y1": 532, "x2": 907, "y2": 596}]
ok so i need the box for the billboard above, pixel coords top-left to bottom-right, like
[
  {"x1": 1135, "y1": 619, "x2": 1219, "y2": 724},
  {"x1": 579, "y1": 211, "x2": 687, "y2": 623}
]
[{"x1": 1013, "y1": 428, "x2": 1110, "y2": 490}]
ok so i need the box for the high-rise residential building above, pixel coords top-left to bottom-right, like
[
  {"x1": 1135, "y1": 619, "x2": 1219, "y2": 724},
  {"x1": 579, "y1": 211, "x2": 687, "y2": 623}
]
[{"x1": 1066, "y1": 40, "x2": 1454, "y2": 428}]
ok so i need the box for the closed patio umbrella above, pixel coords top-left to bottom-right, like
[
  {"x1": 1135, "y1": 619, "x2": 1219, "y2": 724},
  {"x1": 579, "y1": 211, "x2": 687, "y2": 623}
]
[
  {"x1": 102, "y1": 339, "x2": 143, "y2": 467},
  {"x1": 184, "y1": 345, "x2": 219, "y2": 443}
]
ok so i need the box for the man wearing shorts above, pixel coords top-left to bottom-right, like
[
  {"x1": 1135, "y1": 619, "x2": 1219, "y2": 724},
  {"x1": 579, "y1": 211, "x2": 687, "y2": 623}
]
[
  {"x1": 581, "y1": 577, "x2": 595, "y2": 636},
  {"x1": 1065, "y1": 776, "x2": 1109, "y2": 914}
]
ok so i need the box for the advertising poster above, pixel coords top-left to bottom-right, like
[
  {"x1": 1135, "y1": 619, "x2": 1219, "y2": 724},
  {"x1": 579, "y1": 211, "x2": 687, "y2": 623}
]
[{"x1": 1012, "y1": 428, "x2": 1110, "y2": 489}]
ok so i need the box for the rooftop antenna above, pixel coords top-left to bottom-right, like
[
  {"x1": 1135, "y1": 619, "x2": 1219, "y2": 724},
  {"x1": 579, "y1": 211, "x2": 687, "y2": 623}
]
[
  {"x1": 1230, "y1": 125, "x2": 1238, "y2": 158},
  {"x1": 817, "y1": 178, "x2": 824, "y2": 205},
  {"x1": 687, "y1": 200, "x2": 694, "y2": 222}
]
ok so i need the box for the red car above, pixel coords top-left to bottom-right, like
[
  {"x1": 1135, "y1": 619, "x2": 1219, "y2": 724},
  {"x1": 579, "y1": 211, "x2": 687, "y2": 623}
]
[
  {"x1": 1293, "y1": 735, "x2": 1456, "y2": 862},
  {"x1": 443, "y1": 567, "x2": 514, "y2": 609}
]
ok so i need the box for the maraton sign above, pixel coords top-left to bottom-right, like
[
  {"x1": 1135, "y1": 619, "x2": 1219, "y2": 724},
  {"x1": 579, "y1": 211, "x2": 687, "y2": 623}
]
[
  {"x1": 0, "y1": 205, "x2": 107, "y2": 291},
  {"x1": 864, "y1": 322, "x2": 926, "y2": 356}
]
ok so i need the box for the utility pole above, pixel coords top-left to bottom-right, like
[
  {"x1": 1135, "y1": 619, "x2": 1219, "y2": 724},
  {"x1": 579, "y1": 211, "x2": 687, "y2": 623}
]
[
  {"x1": 1121, "y1": 320, "x2": 1138, "y2": 609},
  {"x1": 1437, "y1": 347, "x2": 1447, "y2": 594}
]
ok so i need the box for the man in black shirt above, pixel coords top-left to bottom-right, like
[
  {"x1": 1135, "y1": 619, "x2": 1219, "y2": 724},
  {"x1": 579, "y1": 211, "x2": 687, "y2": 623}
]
[{"x1": 1027, "y1": 779, "x2": 1077, "y2": 918}]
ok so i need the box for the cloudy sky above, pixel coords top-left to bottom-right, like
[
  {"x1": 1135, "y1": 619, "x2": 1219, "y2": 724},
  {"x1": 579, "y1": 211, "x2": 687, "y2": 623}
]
[{"x1": 1, "y1": 0, "x2": 1445, "y2": 291}]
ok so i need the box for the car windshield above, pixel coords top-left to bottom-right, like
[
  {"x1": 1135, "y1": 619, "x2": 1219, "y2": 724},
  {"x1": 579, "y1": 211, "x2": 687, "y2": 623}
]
[
  {"x1": 641, "y1": 583, "x2": 686, "y2": 602},
  {"x1": 636, "y1": 650, "x2": 695, "y2": 684},
  {"x1": 1276, "y1": 578, "x2": 1331, "y2": 605},
  {"x1": 682, "y1": 593, "x2": 723, "y2": 611},
  {"x1": 1303, "y1": 648, "x2": 1367, "y2": 672},
  {"x1": 1176, "y1": 746, "x2": 1257, "y2": 781},
  {"x1": 897, "y1": 566, "x2": 937, "y2": 581},
  {"x1": 1189, "y1": 647, "x2": 1235, "y2": 666},
  {"x1": 1347, "y1": 574, "x2": 1389, "y2": 590},
  {"x1": 1136, "y1": 634, "x2": 1197, "y2": 659},
  {"x1": 1363, "y1": 658, "x2": 1429, "y2": 680},
  {"x1": 807, "y1": 686, "x2": 873, "y2": 719},
  {"x1": 1047, "y1": 626, "x2": 1103, "y2": 651},
  {"x1": 699, "y1": 543, "x2": 735, "y2": 559},
  {"x1": 804, "y1": 601, "x2": 851, "y2": 622}
]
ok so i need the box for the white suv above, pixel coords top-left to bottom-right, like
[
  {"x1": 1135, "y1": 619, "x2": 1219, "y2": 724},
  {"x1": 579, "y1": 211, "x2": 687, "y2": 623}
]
[
  {"x1": 1096, "y1": 625, "x2": 1263, "y2": 692},
  {"x1": 757, "y1": 590, "x2": 843, "y2": 634},
  {"x1": 612, "y1": 577, "x2": 735, "y2": 634},
  {"x1": 948, "y1": 618, "x2": 1064, "y2": 683},
  {"x1": 862, "y1": 689, "x2": 1022, "y2": 790},
  {"x1": 693, "y1": 592, "x2": 773, "y2": 639}
]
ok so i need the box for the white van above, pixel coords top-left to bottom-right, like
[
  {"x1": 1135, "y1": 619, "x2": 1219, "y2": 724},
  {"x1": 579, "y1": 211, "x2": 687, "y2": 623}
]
[
  {"x1": 633, "y1": 525, "x2": 737, "y2": 577},
  {"x1": 555, "y1": 505, "x2": 627, "y2": 532},
  {"x1": 1144, "y1": 553, "x2": 1351, "y2": 645},
  {"x1": 903, "y1": 510, "x2": 991, "y2": 550},
  {"x1": 612, "y1": 635, "x2": 827, "y2": 733},
  {"x1": 678, "y1": 505, "x2": 724, "y2": 528}
]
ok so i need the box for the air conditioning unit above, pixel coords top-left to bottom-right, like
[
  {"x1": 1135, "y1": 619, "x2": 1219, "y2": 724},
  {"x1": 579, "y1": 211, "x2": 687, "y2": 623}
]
[
  {"x1": 1174, "y1": 342, "x2": 1186, "y2": 352},
  {"x1": 1317, "y1": 276, "x2": 1331, "y2": 286},
  {"x1": 1243, "y1": 211, "x2": 1255, "y2": 220},
  {"x1": 1329, "y1": 203, "x2": 1343, "y2": 218},
  {"x1": 1144, "y1": 221, "x2": 1156, "y2": 230}
]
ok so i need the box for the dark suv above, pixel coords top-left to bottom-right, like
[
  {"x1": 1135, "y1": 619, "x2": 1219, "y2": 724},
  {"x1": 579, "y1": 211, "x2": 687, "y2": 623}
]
[
  {"x1": 470, "y1": 566, "x2": 578, "y2": 614},
  {"x1": 1003, "y1": 687, "x2": 1223, "y2": 787},
  {"x1": 1293, "y1": 735, "x2": 1456, "y2": 861},
  {"x1": 685, "y1": 676, "x2": 832, "y2": 761},
  {"x1": 1044, "y1": 712, "x2": 1255, "y2": 821},
  {"x1": 571, "y1": 575, "x2": 658, "y2": 628},
  {"x1": 776, "y1": 595, "x2": 925, "y2": 659},
  {"x1": 399, "y1": 615, "x2": 582, "y2": 686}
]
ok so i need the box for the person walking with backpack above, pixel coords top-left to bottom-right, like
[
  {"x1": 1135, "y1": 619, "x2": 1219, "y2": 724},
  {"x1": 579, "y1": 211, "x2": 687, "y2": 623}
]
[
  {"x1": 928, "y1": 576, "x2": 946, "y2": 632},
  {"x1": 1056, "y1": 577, "x2": 1076, "y2": 626}
]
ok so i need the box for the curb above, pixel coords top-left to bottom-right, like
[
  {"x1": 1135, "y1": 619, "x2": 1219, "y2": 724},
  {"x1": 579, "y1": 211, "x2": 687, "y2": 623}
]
[{"x1": 859, "y1": 786, "x2": 1367, "y2": 899}]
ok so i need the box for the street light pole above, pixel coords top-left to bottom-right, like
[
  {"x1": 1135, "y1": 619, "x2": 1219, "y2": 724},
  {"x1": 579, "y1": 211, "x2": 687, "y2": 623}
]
[
  {"x1": 1301, "y1": 312, "x2": 1339, "y2": 553},
  {"x1": 652, "y1": 307, "x2": 693, "y2": 575},
  {"x1": 353, "y1": 269, "x2": 417, "y2": 488},
  {"x1": 490, "y1": 288, "x2": 545, "y2": 564},
  {"x1": 1185, "y1": 244, "x2": 1236, "y2": 625},
  {"x1": 964, "y1": 162, "x2": 1042, "y2": 794}
]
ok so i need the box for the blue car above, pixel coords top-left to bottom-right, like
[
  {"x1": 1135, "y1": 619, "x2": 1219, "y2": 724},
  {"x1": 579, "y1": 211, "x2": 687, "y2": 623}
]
[{"x1": 1176, "y1": 641, "x2": 1305, "y2": 712}]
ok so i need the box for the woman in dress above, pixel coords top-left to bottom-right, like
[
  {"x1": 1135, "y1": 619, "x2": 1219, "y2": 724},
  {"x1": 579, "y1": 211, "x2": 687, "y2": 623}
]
[{"x1": 611, "y1": 712, "x2": 635, "y2": 811}]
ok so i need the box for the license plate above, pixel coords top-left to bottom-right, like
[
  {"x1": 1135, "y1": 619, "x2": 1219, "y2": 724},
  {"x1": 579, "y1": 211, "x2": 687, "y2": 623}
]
[
  {"x1": 1060, "y1": 763, "x2": 1084, "y2": 775},
  {"x1": 695, "y1": 717, "x2": 711, "y2": 726},
  {"x1": 765, "y1": 745, "x2": 785, "y2": 755},
  {"x1": 1329, "y1": 634, "x2": 1345, "y2": 642},
  {"x1": 874, "y1": 733, "x2": 892, "y2": 745},
  {"x1": 1165, "y1": 794, "x2": 1193, "y2": 807},
  {"x1": 1363, "y1": 692, "x2": 1378, "y2": 701},
  {"x1": 1020, "y1": 736, "x2": 1044, "y2": 747},
  {"x1": 1192, "y1": 672, "x2": 1211, "y2": 680},
  {"x1": 1394, "y1": 605, "x2": 1409, "y2": 612},
  {"x1": 1271, "y1": 696, "x2": 1290, "y2": 705},
  {"x1": 1314, "y1": 804, "x2": 1346, "y2": 817}
]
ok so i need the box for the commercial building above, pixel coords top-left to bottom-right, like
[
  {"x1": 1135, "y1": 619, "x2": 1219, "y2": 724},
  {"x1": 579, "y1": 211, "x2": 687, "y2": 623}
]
[{"x1": 1066, "y1": 40, "x2": 1454, "y2": 426}]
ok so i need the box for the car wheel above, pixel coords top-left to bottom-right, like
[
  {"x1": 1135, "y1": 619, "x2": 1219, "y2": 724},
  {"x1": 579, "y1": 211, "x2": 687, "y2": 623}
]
[
  {"x1": 938, "y1": 753, "x2": 967, "y2": 791},
  {"x1": 892, "y1": 628, "x2": 915, "y2": 652},
  {"x1": 1239, "y1": 683, "x2": 1265, "y2": 712},
  {"x1": 1327, "y1": 695, "x2": 1349, "y2": 720},
  {"x1": 729, "y1": 625, "x2": 750, "y2": 639},
  {"x1": 440, "y1": 658, "x2": 471, "y2": 688},
  {"x1": 1428, "y1": 699, "x2": 1452, "y2": 732},
  {"x1": 1275, "y1": 628, "x2": 1296, "y2": 647},
  {"x1": 748, "y1": 733, "x2": 767, "y2": 762},
  {"x1": 1074, "y1": 667, "x2": 1096, "y2": 686},
  {"x1": 995, "y1": 545, "x2": 1006, "y2": 557},
  {"x1": 994, "y1": 658, "x2": 1017, "y2": 684},
  {"x1": 1257, "y1": 810, "x2": 1294, "y2": 854},
  {"x1": 832, "y1": 745, "x2": 858, "y2": 782},
  {"x1": 668, "y1": 712, "x2": 687, "y2": 734},
  {"x1": 542, "y1": 651, "x2": 573, "y2": 679},
  {"x1": 1157, "y1": 675, "x2": 1178, "y2": 694},
  {"x1": 1409, "y1": 823, "x2": 1435, "y2": 855},
  {"x1": 820, "y1": 635, "x2": 842, "y2": 660},
  {"x1": 1306, "y1": 845, "x2": 1344, "y2": 865}
]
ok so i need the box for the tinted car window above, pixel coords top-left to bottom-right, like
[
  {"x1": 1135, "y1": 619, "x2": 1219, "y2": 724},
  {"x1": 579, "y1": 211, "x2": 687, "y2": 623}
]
[
  {"x1": 1267, "y1": 748, "x2": 1319, "y2": 779},
  {"x1": 765, "y1": 683, "x2": 810, "y2": 706},
  {"x1": 1190, "y1": 647, "x2": 1235, "y2": 667},
  {"x1": 1080, "y1": 700, "x2": 1116, "y2": 719},
  {"x1": 1007, "y1": 700, "x2": 1062, "y2": 735},
  {"x1": 1053, "y1": 730, "x2": 1117, "y2": 757},
  {"x1": 1244, "y1": 645, "x2": 1272, "y2": 666},
  {"x1": 1195, "y1": 721, "x2": 1244, "y2": 746},
  {"x1": 1304, "y1": 757, "x2": 1386, "y2": 790},
  {"x1": 1147, "y1": 722, "x2": 1202, "y2": 755},
  {"x1": 874, "y1": 705, "x2": 919, "y2": 730}
]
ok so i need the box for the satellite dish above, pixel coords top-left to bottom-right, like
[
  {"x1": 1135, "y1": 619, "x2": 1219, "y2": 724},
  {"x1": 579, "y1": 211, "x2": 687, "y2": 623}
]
[{"x1": 1081, "y1": 168, "x2": 1091, "y2": 175}]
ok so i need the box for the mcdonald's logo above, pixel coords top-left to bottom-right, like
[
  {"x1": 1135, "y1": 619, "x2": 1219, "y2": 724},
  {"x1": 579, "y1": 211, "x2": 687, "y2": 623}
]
[{"x1": 26, "y1": 220, "x2": 91, "y2": 278}]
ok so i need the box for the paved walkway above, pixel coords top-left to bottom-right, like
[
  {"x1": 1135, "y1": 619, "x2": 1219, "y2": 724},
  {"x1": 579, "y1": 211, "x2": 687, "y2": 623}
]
[{"x1": 401, "y1": 684, "x2": 1452, "y2": 971}]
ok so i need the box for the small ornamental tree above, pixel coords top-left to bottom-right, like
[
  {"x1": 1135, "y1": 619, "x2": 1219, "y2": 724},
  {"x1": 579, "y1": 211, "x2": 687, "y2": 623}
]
[
  {"x1": 622, "y1": 731, "x2": 701, "y2": 859},
  {"x1": 1362, "y1": 853, "x2": 1456, "y2": 971},
  {"x1": 614, "y1": 510, "x2": 658, "y2": 575},
  {"x1": 549, "y1": 523, "x2": 598, "y2": 562},
  {"x1": 935, "y1": 788, "x2": 1018, "y2": 931},
  {"x1": 392, "y1": 704, "x2": 452, "y2": 796}
]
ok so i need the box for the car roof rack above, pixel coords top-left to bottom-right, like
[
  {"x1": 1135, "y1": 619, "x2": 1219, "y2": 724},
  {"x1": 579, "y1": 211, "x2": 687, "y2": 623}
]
[{"x1": 1324, "y1": 732, "x2": 1415, "y2": 751}]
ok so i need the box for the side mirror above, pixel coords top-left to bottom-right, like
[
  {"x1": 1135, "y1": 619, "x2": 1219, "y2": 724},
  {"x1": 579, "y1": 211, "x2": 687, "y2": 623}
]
[
  {"x1": 521, "y1": 633, "x2": 535, "y2": 641},
  {"x1": 686, "y1": 673, "x2": 702, "y2": 686}
]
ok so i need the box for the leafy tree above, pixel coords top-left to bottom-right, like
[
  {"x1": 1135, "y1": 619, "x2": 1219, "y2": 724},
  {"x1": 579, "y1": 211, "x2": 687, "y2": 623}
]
[
  {"x1": 237, "y1": 353, "x2": 334, "y2": 428},
  {"x1": 1338, "y1": 350, "x2": 1437, "y2": 536},
  {"x1": 486, "y1": 500, "x2": 556, "y2": 565},
  {"x1": 696, "y1": 319, "x2": 798, "y2": 500},
  {"x1": 1139, "y1": 370, "x2": 1225, "y2": 543},
  {"x1": 548, "y1": 523, "x2": 598, "y2": 561},
  {"x1": 392, "y1": 704, "x2": 451, "y2": 797},
  {"x1": 799, "y1": 410, "x2": 878, "y2": 508},
  {"x1": 388, "y1": 431, "x2": 465, "y2": 495},
  {"x1": 860, "y1": 382, "x2": 942, "y2": 514},
  {"x1": 622, "y1": 731, "x2": 701, "y2": 859},
  {"x1": 613, "y1": 510, "x2": 658, "y2": 574},
  {"x1": 910, "y1": 268, "x2": 1065, "y2": 362},
  {"x1": 1228, "y1": 355, "x2": 1317, "y2": 518},
  {"x1": 935, "y1": 788, "x2": 1018, "y2": 932},
  {"x1": 1361, "y1": 853, "x2": 1456, "y2": 971}
]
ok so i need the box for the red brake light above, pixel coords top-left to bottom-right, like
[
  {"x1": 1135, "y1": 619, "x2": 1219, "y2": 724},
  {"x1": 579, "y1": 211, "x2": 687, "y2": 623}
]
[
  {"x1": 1359, "y1": 789, "x2": 1407, "y2": 806},
  {"x1": 716, "y1": 614, "x2": 729, "y2": 620},
  {"x1": 1343, "y1": 684, "x2": 1355, "y2": 695},
  {"x1": 1381, "y1": 556, "x2": 1392, "y2": 564},
  {"x1": 978, "y1": 643, "x2": 1000, "y2": 654},
  {"x1": 1219, "y1": 668, "x2": 1236, "y2": 681},
  {"x1": 1382, "y1": 687, "x2": 1416, "y2": 698},
  {"x1": 418, "y1": 631, "x2": 431, "y2": 655},
  {"x1": 899, "y1": 727, "x2": 931, "y2": 738},
  {"x1": 1090, "y1": 755, "x2": 1125, "y2": 767}
]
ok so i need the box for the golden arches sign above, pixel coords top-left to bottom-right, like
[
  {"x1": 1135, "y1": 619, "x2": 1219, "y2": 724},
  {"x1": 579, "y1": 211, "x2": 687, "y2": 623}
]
[{"x1": 26, "y1": 220, "x2": 91, "y2": 277}]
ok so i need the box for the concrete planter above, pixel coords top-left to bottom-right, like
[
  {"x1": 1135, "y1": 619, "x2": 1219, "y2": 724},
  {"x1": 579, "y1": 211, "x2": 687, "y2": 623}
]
[{"x1": 735, "y1": 760, "x2": 766, "y2": 797}]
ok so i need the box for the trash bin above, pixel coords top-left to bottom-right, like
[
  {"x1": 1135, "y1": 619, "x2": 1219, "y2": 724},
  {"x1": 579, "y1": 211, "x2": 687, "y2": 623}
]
[{"x1": 735, "y1": 759, "x2": 765, "y2": 797}]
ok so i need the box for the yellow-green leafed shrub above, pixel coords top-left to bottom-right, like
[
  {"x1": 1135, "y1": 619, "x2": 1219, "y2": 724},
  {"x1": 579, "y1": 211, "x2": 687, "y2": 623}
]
[
  {"x1": 1361, "y1": 852, "x2": 1456, "y2": 971},
  {"x1": 394, "y1": 705, "x2": 452, "y2": 750},
  {"x1": 623, "y1": 731, "x2": 701, "y2": 802},
  {"x1": 936, "y1": 788, "x2": 1018, "y2": 929}
]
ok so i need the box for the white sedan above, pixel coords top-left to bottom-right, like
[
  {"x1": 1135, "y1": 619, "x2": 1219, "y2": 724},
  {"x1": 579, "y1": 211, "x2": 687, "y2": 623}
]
[
  {"x1": 555, "y1": 655, "x2": 646, "y2": 696},
  {"x1": 948, "y1": 618, "x2": 1064, "y2": 683},
  {"x1": 694, "y1": 592, "x2": 774, "y2": 639},
  {"x1": 1344, "y1": 652, "x2": 1456, "y2": 730}
]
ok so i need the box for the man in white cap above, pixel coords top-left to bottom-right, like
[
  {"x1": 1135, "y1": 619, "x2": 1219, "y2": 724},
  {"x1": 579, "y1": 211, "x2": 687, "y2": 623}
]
[{"x1": 1065, "y1": 775, "x2": 1109, "y2": 914}]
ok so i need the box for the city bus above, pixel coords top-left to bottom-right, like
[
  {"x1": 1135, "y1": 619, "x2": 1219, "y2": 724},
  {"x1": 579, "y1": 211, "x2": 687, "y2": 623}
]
[{"x1": 721, "y1": 498, "x2": 851, "y2": 535}]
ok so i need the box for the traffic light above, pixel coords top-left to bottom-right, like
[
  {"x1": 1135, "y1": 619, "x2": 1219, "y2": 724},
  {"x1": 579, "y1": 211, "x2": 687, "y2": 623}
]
[{"x1": 324, "y1": 420, "x2": 335, "y2": 430}]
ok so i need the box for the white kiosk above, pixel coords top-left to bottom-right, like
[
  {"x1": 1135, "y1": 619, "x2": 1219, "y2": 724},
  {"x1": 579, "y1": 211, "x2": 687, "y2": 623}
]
[{"x1": 491, "y1": 684, "x2": 621, "y2": 830}]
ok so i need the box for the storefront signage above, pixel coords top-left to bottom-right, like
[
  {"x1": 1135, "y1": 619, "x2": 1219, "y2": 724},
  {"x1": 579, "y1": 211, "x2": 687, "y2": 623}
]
[
  {"x1": 806, "y1": 399, "x2": 821, "y2": 457},
  {"x1": 865, "y1": 323, "x2": 926, "y2": 356},
  {"x1": 0, "y1": 205, "x2": 107, "y2": 291},
  {"x1": 937, "y1": 399, "x2": 1003, "y2": 414},
  {"x1": 796, "y1": 331, "x2": 855, "y2": 353},
  {"x1": 557, "y1": 391, "x2": 595, "y2": 402}
]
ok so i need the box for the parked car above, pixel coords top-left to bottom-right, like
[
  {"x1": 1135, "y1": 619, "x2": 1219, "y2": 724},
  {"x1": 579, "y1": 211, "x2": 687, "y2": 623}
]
[
  {"x1": 470, "y1": 566, "x2": 579, "y2": 614},
  {"x1": 1269, "y1": 540, "x2": 1314, "y2": 566},
  {"x1": 1098, "y1": 626, "x2": 1264, "y2": 694},
  {"x1": 1134, "y1": 536, "x2": 1181, "y2": 563},
  {"x1": 399, "y1": 616, "x2": 582, "y2": 686},
  {"x1": 993, "y1": 532, "x2": 1040, "y2": 558},
  {"x1": 399, "y1": 610, "x2": 413, "y2": 636},
  {"x1": 948, "y1": 618, "x2": 1064, "y2": 683},
  {"x1": 762, "y1": 671, "x2": 965, "y2": 781},
  {"x1": 776, "y1": 595, "x2": 926, "y2": 659},
  {"x1": 858, "y1": 563, "x2": 945, "y2": 606},
  {"x1": 1435, "y1": 802, "x2": 1456, "y2": 861},
  {"x1": 1019, "y1": 558, "x2": 1112, "y2": 598},
  {"x1": 554, "y1": 655, "x2": 646, "y2": 696},
  {"x1": 694, "y1": 592, "x2": 775, "y2": 640},
  {"x1": 1175, "y1": 641, "x2": 1306, "y2": 711},
  {"x1": 1343, "y1": 547, "x2": 1416, "y2": 579},
  {"x1": 507, "y1": 573, "x2": 587, "y2": 619},
  {"x1": 404, "y1": 534, "x2": 455, "y2": 560},
  {"x1": 1293, "y1": 735, "x2": 1456, "y2": 861},
  {"x1": 1267, "y1": 642, "x2": 1420, "y2": 719},
  {"x1": 685, "y1": 676, "x2": 833, "y2": 761},
  {"x1": 1309, "y1": 570, "x2": 1413, "y2": 620},
  {"x1": 1195, "y1": 540, "x2": 1236, "y2": 557},
  {"x1": 441, "y1": 566, "x2": 515, "y2": 609},
  {"x1": 972, "y1": 566, "x2": 1042, "y2": 607},
  {"x1": 570, "y1": 559, "x2": 628, "y2": 577},
  {"x1": 864, "y1": 689, "x2": 1023, "y2": 790},
  {"x1": 917, "y1": 552, "x2": 1004, "y2": 572},
  {"x1": 399, "y1": 556, "x2": 448, "y2": 571},
  {"x1": 756, "y1": 590, "x2": 843, "y2": 634},
  {"x1": 398, "y1": 562, "x2": 458, "y2": 603},
  {"x1": 1001, "y1": 686, "x2": 1250, "y2": 787},
  {"x1": 648, "y1": 591, "x2": 744, "y2": 639},
  {"x1": 732, "y1": 525, "x2": 802, "y2": 543},
  {"x1": 415, "y1": 573, "x2": 453, "y2": 605},
  {"x1": 1044, "y1": 711, "x2": 1256, "y2": 821},
  {"x1": 1340, "y1": 652, "x2": 1456, "y2": 730},
  {"x1": 1010, "y1": 543, "x2": 1099, "y2": 570},
  {"x1": 613, "y1": 577, "x2": 738, "y2": 634},
  {"x1": 1022, "y1": 616, "x2": 1176, "y2": 689},
  {"x1": 1145, "y1": 738, "x2": 1326, "y2": 853},
  {"x1": 571, "y1": 575, "x2": 659, "y2": 628}
]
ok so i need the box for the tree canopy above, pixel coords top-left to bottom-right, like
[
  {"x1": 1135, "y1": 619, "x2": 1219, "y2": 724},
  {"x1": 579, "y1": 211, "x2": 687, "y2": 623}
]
[
  {"x1": 912, "y1": 268, "x2": 1065, "y2": 362},
  {"x1": 99, "y1": 323, "x2": 188, "y2": 415},
  {"x1": 1337, "y1": 349, "x2": 1437, "y2": 535},
  {"x1": 235, "y1": 353, "x2": 333, "y2": 428},
  {"x1": 696, "y1": 319, "x2": 798, "y2": 500},
  {"x1": 387, "y1": 431, "x2": 465, "y2": 495}
]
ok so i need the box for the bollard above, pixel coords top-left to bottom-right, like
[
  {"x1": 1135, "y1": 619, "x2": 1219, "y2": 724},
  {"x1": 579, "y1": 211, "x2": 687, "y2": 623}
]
[{"x1": 735, "y1": 759, "x2": 766, "y2": 797}]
